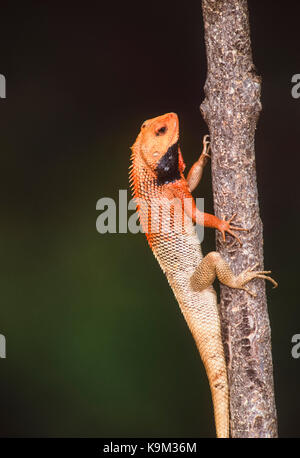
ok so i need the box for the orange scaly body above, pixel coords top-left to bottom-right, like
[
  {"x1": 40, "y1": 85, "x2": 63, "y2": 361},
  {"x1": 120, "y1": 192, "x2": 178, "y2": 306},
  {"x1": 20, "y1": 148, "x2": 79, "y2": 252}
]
[{"x1": 129, "y1": 112, "x2": 277, "y2": 438}]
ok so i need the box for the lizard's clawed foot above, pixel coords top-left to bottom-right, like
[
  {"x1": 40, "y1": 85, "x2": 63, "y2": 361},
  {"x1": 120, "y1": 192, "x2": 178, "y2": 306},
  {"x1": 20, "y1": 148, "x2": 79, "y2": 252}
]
[
  {"x1": 235, "y1": 263, "x2": 278, "y2": 297},
  {"x1": 200, "y1": 135, "x2": 211, "y2": 162},
  {"x1": 218, "y1": 213, "x2": 248, "y2": 245},
  {"x1": 203, "y1": 134, "x2": 210, "y2": 149}
]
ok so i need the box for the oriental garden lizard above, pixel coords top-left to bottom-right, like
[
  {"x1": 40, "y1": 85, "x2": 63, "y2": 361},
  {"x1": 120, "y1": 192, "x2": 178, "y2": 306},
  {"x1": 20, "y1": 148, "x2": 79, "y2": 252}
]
[{"x1": 129, "y1": 112, "x2": 277, "y2": 438}]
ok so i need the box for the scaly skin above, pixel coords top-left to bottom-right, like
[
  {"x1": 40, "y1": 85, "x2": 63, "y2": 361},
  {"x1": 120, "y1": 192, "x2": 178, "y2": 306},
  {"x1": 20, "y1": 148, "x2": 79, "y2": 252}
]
[{"x1": 129, "y1": 112, "x2": 277, "y2": 438}]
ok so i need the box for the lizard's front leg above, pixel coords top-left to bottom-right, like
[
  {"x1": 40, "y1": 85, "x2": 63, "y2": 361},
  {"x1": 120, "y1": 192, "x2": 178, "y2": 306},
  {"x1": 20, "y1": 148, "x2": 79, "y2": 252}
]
[
  {"x1": 187, "y1": 135, "x2": 211, "y2": 192},
  {"x1": 190, "y1": 251, "x2": 278, "y2": 297}
]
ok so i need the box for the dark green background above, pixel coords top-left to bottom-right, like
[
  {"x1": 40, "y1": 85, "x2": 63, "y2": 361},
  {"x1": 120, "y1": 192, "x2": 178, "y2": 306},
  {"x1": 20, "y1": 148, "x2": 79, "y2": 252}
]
[{"x1": 0, "y1": 1, "x2": 299, "y2": 437}]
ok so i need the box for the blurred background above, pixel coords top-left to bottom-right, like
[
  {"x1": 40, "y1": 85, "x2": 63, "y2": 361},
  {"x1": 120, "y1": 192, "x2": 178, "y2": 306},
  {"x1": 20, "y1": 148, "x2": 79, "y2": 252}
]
[{"x1": 0, "y1": 0, "x2": 299, "y2": 437}]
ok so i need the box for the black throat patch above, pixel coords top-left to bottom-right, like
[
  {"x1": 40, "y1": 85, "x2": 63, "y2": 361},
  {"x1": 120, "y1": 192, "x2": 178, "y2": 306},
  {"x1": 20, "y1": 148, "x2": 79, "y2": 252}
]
[{"x1": 156, "y1": 141, "x2": 180, "y2": 185}]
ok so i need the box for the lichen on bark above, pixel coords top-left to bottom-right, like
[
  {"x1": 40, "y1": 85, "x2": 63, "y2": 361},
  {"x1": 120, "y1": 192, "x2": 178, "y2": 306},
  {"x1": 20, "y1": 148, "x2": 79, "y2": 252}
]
[{"x1": 201, "y1": 0, "x2": 278, "y2": 437}]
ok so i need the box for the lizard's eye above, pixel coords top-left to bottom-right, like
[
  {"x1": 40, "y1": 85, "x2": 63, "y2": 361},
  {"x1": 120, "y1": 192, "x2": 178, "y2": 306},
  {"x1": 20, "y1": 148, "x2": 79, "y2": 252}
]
[
  {"x1": 141, "y1": 122, "x2": 147, "y2": 129},
  {"x1": 155, "y1": 125, "x2": 167, "y2": 136}
]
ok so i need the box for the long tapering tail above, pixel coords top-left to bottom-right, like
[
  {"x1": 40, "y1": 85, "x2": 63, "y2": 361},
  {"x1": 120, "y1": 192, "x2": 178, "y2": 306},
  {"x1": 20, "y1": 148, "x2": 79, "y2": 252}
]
[{"x1": 181, "y1": 301, "x2": 229, "y2": 438}]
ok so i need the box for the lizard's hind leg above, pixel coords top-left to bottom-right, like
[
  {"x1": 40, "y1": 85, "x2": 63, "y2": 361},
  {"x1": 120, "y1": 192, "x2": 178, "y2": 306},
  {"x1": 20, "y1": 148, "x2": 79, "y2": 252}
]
[{"x1": 190, "y1": 251, "x2": 278, "y2": 297}]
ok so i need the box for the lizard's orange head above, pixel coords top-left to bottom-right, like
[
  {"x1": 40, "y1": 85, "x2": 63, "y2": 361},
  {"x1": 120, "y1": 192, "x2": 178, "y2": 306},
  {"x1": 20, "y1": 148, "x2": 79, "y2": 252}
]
[{"x1": 131, "y1": 112, "x2": 184, "y2": 183}]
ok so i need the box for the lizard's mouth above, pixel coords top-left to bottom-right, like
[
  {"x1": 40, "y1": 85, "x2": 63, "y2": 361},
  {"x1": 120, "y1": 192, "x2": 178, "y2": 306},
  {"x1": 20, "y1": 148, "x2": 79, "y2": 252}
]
[{"x1": 163, "y1": 112, "x2": 179, "y2": 145}]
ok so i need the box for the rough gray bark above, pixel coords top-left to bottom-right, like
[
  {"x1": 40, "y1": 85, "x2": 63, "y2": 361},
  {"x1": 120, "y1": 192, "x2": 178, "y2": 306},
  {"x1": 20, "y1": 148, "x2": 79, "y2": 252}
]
[{"x1": 200, "y1": 0, "x2": 278, "y2": 437}]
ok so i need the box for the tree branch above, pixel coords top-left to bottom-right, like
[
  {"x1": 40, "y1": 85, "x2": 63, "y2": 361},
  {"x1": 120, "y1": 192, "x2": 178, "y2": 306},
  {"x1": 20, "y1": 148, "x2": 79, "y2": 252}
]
[{"x1": 201, "y1": 0, "x2": 278, "y2": 437}]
